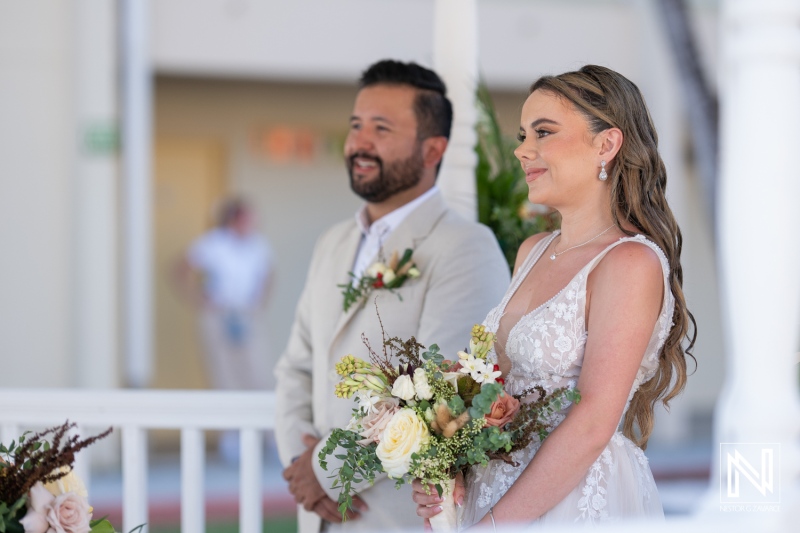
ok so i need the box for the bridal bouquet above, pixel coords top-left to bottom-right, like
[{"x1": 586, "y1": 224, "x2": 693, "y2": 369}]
[
  {"x1": 320, "y1": 324, "x2": 580, "y2": 531},
  {"x1": 0, "y1": 421, "x2": 137, "y2": 533}
]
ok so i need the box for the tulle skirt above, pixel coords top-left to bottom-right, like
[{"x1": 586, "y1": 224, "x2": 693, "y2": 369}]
[{"x1": 459, "y1": 432, "x2": 664, "y2": 528}]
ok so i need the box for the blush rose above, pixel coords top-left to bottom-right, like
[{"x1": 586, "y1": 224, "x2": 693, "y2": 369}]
[
  {"x1": 20, "y1": 482, "x2": 92, "y2": 533},
  {"x1": 483, "y1": 391, "x2": 521, "y2": 428},
  {"x1": 357, "y1": 397, "x2": 400, "y2": 446}
]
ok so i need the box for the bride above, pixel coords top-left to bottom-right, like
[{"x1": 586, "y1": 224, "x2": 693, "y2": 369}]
[{"x1": 412, "y1": 65, "x2": 696, "y2": 527}]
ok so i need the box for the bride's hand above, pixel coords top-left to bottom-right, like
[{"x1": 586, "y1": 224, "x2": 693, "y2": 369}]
[{"x1": 411, "y1": 472, "x2": 465, "y2": 523}]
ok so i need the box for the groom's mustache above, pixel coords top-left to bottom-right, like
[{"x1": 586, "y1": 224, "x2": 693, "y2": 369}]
[{"x1": 347, "y1": 152, "x2": 383, "y2": 171}]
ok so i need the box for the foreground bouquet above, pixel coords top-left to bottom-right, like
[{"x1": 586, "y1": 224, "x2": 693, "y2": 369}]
[
  {"x1": 0, "y1": 421, "x2": 138, "y2": 533},
  {"x1": 320, "y1": 324, "x2": 580, "y2": 531}
]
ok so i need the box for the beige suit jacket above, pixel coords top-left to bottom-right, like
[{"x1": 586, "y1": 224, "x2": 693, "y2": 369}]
[{"x1": 274, "y1": 191, "x2": 510, "y2": 533}]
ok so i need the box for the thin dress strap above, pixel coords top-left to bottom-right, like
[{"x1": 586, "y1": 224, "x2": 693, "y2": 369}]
[{"x1": 582, "y1": 234, "x2": 673, "y2": 317}]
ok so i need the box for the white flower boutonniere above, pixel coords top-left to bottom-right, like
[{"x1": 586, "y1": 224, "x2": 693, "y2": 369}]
[{"x1": 338, "y1": 248, "x2": 421, "y2": 311}]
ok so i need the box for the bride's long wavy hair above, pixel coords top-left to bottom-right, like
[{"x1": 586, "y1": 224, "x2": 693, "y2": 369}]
[{"x1": 530, "y1": 65, "x2": 697, "y2": 449}]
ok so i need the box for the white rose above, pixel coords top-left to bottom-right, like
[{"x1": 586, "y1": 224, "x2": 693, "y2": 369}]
[
  {"x1": 412, "y1": 368, "x2": 433, "y2": 400},
  {"x1": 407, "y1": 267, "x2": 421, "y2": 278},
  {"x1": 382, "y1": 269, "x2": 397, "y2": 284},
  {"x1": 391, "y1": 374, "x2": 416, "y2": 401},
  {"x1": 365, "y1": 262, "x2": 387, "y2": 279},
  {"x1": 376, "y1": 408, "x2": 430, "y2": 478}
]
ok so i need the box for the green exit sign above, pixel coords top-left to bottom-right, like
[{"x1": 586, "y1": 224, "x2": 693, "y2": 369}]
[{"x1": 83, "y1": 122, "x2": 119, "y2": 155}]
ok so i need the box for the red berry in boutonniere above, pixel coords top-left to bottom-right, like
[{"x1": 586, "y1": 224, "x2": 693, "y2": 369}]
[{"x1": 373, "y1": 272, "x2": 384, "y2": 289}]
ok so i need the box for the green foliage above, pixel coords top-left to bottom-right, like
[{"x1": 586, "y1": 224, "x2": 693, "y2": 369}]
[
  {"x1": 89, "y1": 518, "x2": 117, "y2": 533},
  {"x1": 393, "y1": 249, "x2": 414, "y2": 276},
  {"x1": 475, "y1": 83, "x2": 560, "y2": 270},
  {"x1": 456, "y1": 376, "x2": 481, "y2": 405},
  {"x1": 468, "y1": 382, "x2": 503, "y2": 419},
  {"x1": 0, "y1": 496, "x2": 26, "y2": 533},
  {"x1": 447, "y1": 395, "x2": 466, "y2": 416},
  {"x1": 421, "y1": 344, "x2": 444, "y2": 366},
  {"x1": 319, "y1": 429, "x2": 382, "y2": 520},
  {"x1": 504, "y1": 385, "x2": 582, "y2": 450},
  {"x1": 338, "y1": 273, "x2": 375, "y2": 312}
]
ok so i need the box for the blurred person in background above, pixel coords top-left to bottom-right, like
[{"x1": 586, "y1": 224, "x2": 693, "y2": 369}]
[
  {"x1": 274, "y1": 59, "x2": 509, "y2": 533},
  {"x1": 175, "y1": 197, "x2": 275, "y2": 461}
]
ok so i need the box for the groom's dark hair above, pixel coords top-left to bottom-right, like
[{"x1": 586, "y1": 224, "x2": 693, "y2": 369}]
[{"x1": 358, "y1": 59, "x2": 453, "y2": 142}]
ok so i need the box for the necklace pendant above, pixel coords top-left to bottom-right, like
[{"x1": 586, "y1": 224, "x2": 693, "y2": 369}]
[{"x1": 550, "y1": 254, "x2": 556, "y2": 260}]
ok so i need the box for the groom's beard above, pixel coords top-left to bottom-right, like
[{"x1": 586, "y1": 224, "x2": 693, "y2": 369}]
[{"x1": 347, "y1": 147, "x2": 424, "y2": 203}]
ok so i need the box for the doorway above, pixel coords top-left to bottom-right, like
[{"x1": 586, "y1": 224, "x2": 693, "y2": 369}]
[{"x1": 153, "y1": 138, "x2": 226, "y2": 390}]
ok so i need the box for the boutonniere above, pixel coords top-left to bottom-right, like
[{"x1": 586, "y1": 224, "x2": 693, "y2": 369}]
[{"x1": 339, "y1": 248, "x2": 421, "y2": 312}]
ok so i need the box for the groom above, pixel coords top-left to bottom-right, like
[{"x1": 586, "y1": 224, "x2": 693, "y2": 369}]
[{"x1": 275, "y1": 59, "x2": 509, "y2": 533}]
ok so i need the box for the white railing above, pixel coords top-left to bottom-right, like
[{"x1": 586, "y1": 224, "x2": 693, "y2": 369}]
[
  {"x1": 0, "y1": 389, "x2": 276, "y2": 533},
  {"x1": 2, "y1": 390, "x2": 795, "y2": 533}
]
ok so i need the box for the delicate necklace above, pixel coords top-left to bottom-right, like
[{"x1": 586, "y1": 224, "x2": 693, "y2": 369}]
[{"x1": 550, "y1": 224, "x2": 615, "y2": 260}]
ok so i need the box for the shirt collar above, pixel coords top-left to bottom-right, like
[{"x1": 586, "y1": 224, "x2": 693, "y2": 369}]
[{"x1": 354, "y1": 186, "x2": 439, "y2": 237}]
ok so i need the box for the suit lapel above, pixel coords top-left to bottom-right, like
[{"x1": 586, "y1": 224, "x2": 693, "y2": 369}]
[
  {"x1": 380, "y1": 190, "x2": 448, "y2": 254},
  {"x1": 329, "y1": 222, "x2": 364, "y2": 335},
  {"x1": 328, "y1": 191, "x2": 449, "y2": 347}
]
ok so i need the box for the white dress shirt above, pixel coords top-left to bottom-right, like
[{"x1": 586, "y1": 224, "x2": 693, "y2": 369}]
[{"x1": 351, "y1": 186, "x2": 439, "y2": 279}]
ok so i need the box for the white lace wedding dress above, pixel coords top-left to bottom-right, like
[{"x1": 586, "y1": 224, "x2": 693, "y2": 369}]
[{"x1": 459, "y1": 232, "x2": 672, "y2": 527}]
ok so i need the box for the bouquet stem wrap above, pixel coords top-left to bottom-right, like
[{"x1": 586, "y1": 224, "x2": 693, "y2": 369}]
[{"x1": 429, "y1": 478, "x2": 458, "y2": 533}]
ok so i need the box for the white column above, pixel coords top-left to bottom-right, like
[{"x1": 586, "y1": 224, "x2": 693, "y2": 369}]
[
  {"x1": 73, "y1": 0, "x2": 119, "y2": 389},
  {"x1": 432, "y1": 0, "x2": 479, "y2": 220},
  {"x1": 707, "y1": 0, "x2": 800, "y2": 521},
  {"x1": 120, "y1": 0, "x2": 154, "y2": 387}
]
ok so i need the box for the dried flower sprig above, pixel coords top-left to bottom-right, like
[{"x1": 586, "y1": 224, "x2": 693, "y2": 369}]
[
  {"x1": 0, "y1": 421, "x2": 112, "y2": 506},
  {"x1": 487, "y1": 385, "x2": 581, "y2": 461}
]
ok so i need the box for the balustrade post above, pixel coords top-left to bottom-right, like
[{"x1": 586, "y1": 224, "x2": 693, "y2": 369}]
[
  {"x1": 181, "y1": 427, "x2": 205, "y2": 532},
  {"x1": 240, "y1": 428, "x2": 263, "y2": 533},
  {"x1": 122, "y1": 425, "x2": 148, "y2": 532}
]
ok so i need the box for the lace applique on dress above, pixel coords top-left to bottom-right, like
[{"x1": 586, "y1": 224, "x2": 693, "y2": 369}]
[{"x1": 458, "y1": 234, "x2": 672, "y2": 527}]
